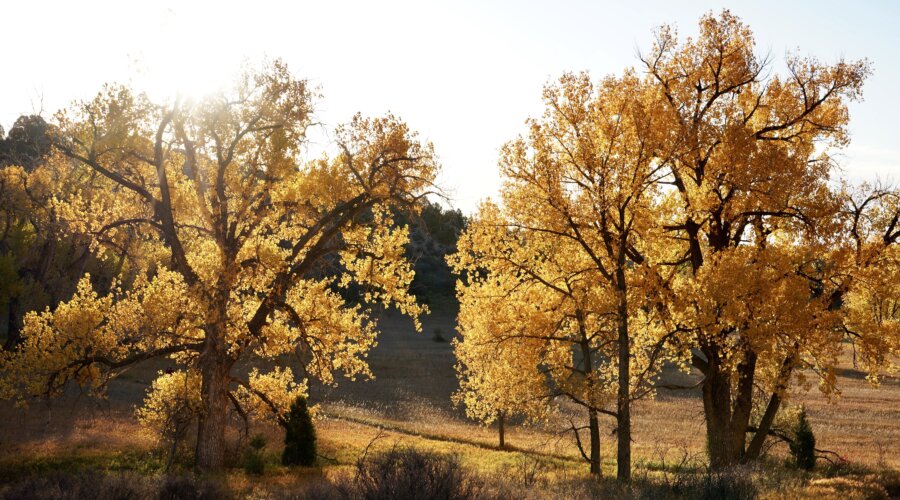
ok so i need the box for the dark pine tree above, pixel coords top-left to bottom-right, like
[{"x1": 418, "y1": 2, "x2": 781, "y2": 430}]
[
  {"x1": 282, "y1": 396, "x2": 317, "y2": 466},
  {"x1": 790, "y1": 407, "x2": 816, "y2": 470}
]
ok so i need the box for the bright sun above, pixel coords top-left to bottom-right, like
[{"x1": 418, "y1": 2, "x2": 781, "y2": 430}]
[{"x1": 131, "y1": 6, "x2": 249, "y2": 102}]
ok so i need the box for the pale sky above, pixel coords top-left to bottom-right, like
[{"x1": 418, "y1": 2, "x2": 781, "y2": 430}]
[{"x1": 2, "y1": 0, "x2": 898, "y2": 213}]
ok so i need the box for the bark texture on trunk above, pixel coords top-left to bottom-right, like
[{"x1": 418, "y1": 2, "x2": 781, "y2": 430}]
[
  {"x1": 588, "y1": 409, "x2": 602, "y2": 477},
  {"x1": 703, "y1": 366, "x2": 731, "y2": 466},
  {"x1": 498, "y1": 412, "x2": 506, "y2": 449},
  {"x1": 700, "y1": 346, "x2": 757, "y2": 468},
  {"x1": 576, "y1": 318, "x2": 602, "y2": 478},
  {"x1": 195, "y1": 356, "x2": 230, "y2": 472},
  {"x1": 728, "y1": 352, "x2": 757, "y2": 460},
  {"x1": 615, "y1": 282, "x2": 631, "y2": 482},
  {"x1": 195, "y1": 317, "x2": 233, "y2": 473}
]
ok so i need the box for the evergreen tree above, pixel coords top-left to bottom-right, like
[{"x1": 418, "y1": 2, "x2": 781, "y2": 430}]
[
  {"x1": 282, "y1": 396, "x2": 317, "y2": 466},
  {"x1": 790, "y1": 407, "x2": 816, "y2": 470}
]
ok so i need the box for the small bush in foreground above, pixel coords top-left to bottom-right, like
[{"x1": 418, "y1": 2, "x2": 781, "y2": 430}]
[
  {"x1": 636, "y1": 465, "x2": 757, "y2": 500},
  {"x1": 243, "y1": 434, "x2": 267, "y2": 475},
  {"x1": 790, "y1": 407, "x2": 816, "y2": 470},
  {"x1": 282, "y1": 396, "x2": 317, "y2": 466},
  {"x1": 284, "y1": 448, "x2": 490, "y2": 499},
  {"x1": 158, "y1": 474, "x2": 230, "y2": 500},
  {"x1": 354, "y1": 447, "x2": 483, "y2": 500}
]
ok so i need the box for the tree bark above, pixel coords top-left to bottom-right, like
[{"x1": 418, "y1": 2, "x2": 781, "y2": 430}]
[
  {"x1": 195, "y1": 319, "x2": 233, "y2": 473},
  {"x1": 744, "y1": 389, "x2": 781, "y2": 461},
  {"x1": 700, "y1": 346, "x2": 757, "y2": 468},
  {"x1": 588, "y1": 408, "x2": 602, "y2": 477},
  {"x1": 728, "y1": 350, "x2": 757, "y2": 461},
  {"x1": 615, "y1": 280, "x2": 631, "y2": 482},
  {"x1": 701, "y1": 348, "x2": 734, "y2": 467},
  {"x1": 3, "y1": 295, "x2": 21, "y2": 350},
  {"x1": 577, "y1": 317, "x2": 602, "y2": 478},
  {"x1": 498, "y1": 412, "x2": 505, "y2": 449},
  {"x1": 195, "y1": 357, "x2": 230, "y2": 472},
  {"x1": 744, "y1": 351, "x2": 794, "y2": 461}
]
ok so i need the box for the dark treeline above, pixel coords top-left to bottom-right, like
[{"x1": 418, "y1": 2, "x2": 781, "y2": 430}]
[{"x1": 0, "y1": 115, "x2": 118, "y2": 348}]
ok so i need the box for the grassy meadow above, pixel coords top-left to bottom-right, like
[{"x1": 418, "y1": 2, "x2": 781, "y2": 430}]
[{"x1": 1, "y1": 301, "x2": 897, "y2": 498}]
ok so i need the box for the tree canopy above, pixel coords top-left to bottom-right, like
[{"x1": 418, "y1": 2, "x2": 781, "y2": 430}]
[
  {"x1": 451, "y1": 10, "x2": 897, "y2": 479},
  {"x1": 0, "y1": 61, "x2": 439, "y2": 471}
]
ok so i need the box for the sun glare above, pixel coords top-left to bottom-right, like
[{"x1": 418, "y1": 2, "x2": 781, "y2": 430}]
[{"x1": 129, "y1": 7, "x2": 248, "y2": 102}]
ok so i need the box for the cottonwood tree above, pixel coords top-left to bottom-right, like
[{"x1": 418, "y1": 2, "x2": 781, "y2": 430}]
[
  {"x1": 739, "y1": 184, "x2": 899, "y2": 461},
  {"x1": 638, "y1": 11, "x2": 883, "y2": 466},
  {"x1": 838, "y1": 185, "x2": 900, "y2": 372},
  {"x1": 453, "y1": 205, "x2": 616, "y2": 476},
  {"x1": 0, "y1": 61, "x2": 437, "y2": 471},
  {"x1": 451, "y1": 209, "x2": 563, "y2": 450},
  {"x1": 452, "y1": 72, "x2": 669, "y2": 480},
  {"x1": 451, "y1": 250, "x2": 554, "y2": 450}
]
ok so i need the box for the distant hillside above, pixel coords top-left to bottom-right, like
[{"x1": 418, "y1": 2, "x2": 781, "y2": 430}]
[{"x1": 402, "y1": 200, "x2": 467, "y2": 307}]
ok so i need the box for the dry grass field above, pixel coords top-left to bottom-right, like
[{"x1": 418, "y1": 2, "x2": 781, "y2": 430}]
[{"x1": 1, "y1": 303, "x2": 898, "y2": 498}]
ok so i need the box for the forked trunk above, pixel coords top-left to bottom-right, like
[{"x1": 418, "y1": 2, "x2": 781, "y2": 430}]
[
  {"x1": 701, "y1": 347, "x2": 757, "y2": 468},
  {"x1": 744, "y1": 390, "x2": 781, "y2": 461},
  {"x1": 728, "y1": 352, "x2": 757, "y2": 460},
  {"x1": 745, "y1": 350, "x2": 796, "y2": 462}
]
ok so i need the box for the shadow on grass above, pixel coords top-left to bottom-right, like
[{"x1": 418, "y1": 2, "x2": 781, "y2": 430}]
[{"x1": 0, "y1": 450, "x2": 170, "y2": 485}]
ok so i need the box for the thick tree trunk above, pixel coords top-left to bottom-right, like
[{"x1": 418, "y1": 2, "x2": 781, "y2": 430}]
[
  {"x1": 615, "y1": 283, "x2": 631, "y2": 482},
  {"x1": 195, "y1": 319, "x2": 233, "y2": 473},
  {"x1": 35, "y1": 236, "x2": 56, "y2": 284},
  {"x1": 701, "y1": 350, "x2": 734, "y2": 468},
  {"x1": 588, "y1": 408, "x2": 602, "y2": 477},
  {"x1": 498, "y1": 412, "x2": 505, "y2": 449},
  {"x1": 701, "y1": 346, "x2": 757, "y2": 468},
  {"x1": 196, "y1": 357, "x2": 230, "y2": 472}
]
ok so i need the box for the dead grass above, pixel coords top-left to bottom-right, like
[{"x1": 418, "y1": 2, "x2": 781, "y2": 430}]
[{"x1": 0, "y1": 308, "x2": 897, "y2": 498}]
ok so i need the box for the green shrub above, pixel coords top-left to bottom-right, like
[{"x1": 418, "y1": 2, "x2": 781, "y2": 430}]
[
  {"x1": 282, "y1": 396, "x2": 317, "y2": 466},
  {"x1": 243, "y1": 434, "x2": 267, "y2": 475},
  {"x1": 790, "y1": 407, "x2": 816, "y2": 470}
]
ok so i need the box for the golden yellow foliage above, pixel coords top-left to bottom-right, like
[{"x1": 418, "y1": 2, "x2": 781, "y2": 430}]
[
  {"x1": 452, "y1": 68, "x2": 672, "y2": 479},
  {"x1": 452, "y1": 10, "x2": 895, "y2": 475},
  {"x1": 0, "y1": 60, "x2": 438, "y2": 470}
]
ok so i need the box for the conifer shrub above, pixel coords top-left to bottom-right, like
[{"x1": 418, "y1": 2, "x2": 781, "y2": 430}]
[
  {"x1": 790, "y1": 407, "x2": 817, "y2": 470},
  {"x1": 282, "y1": 396, "x2": 317, "y2": 466},
  {"x1": 243, "y1": 434, "x2": 267, "y2": 475}
]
